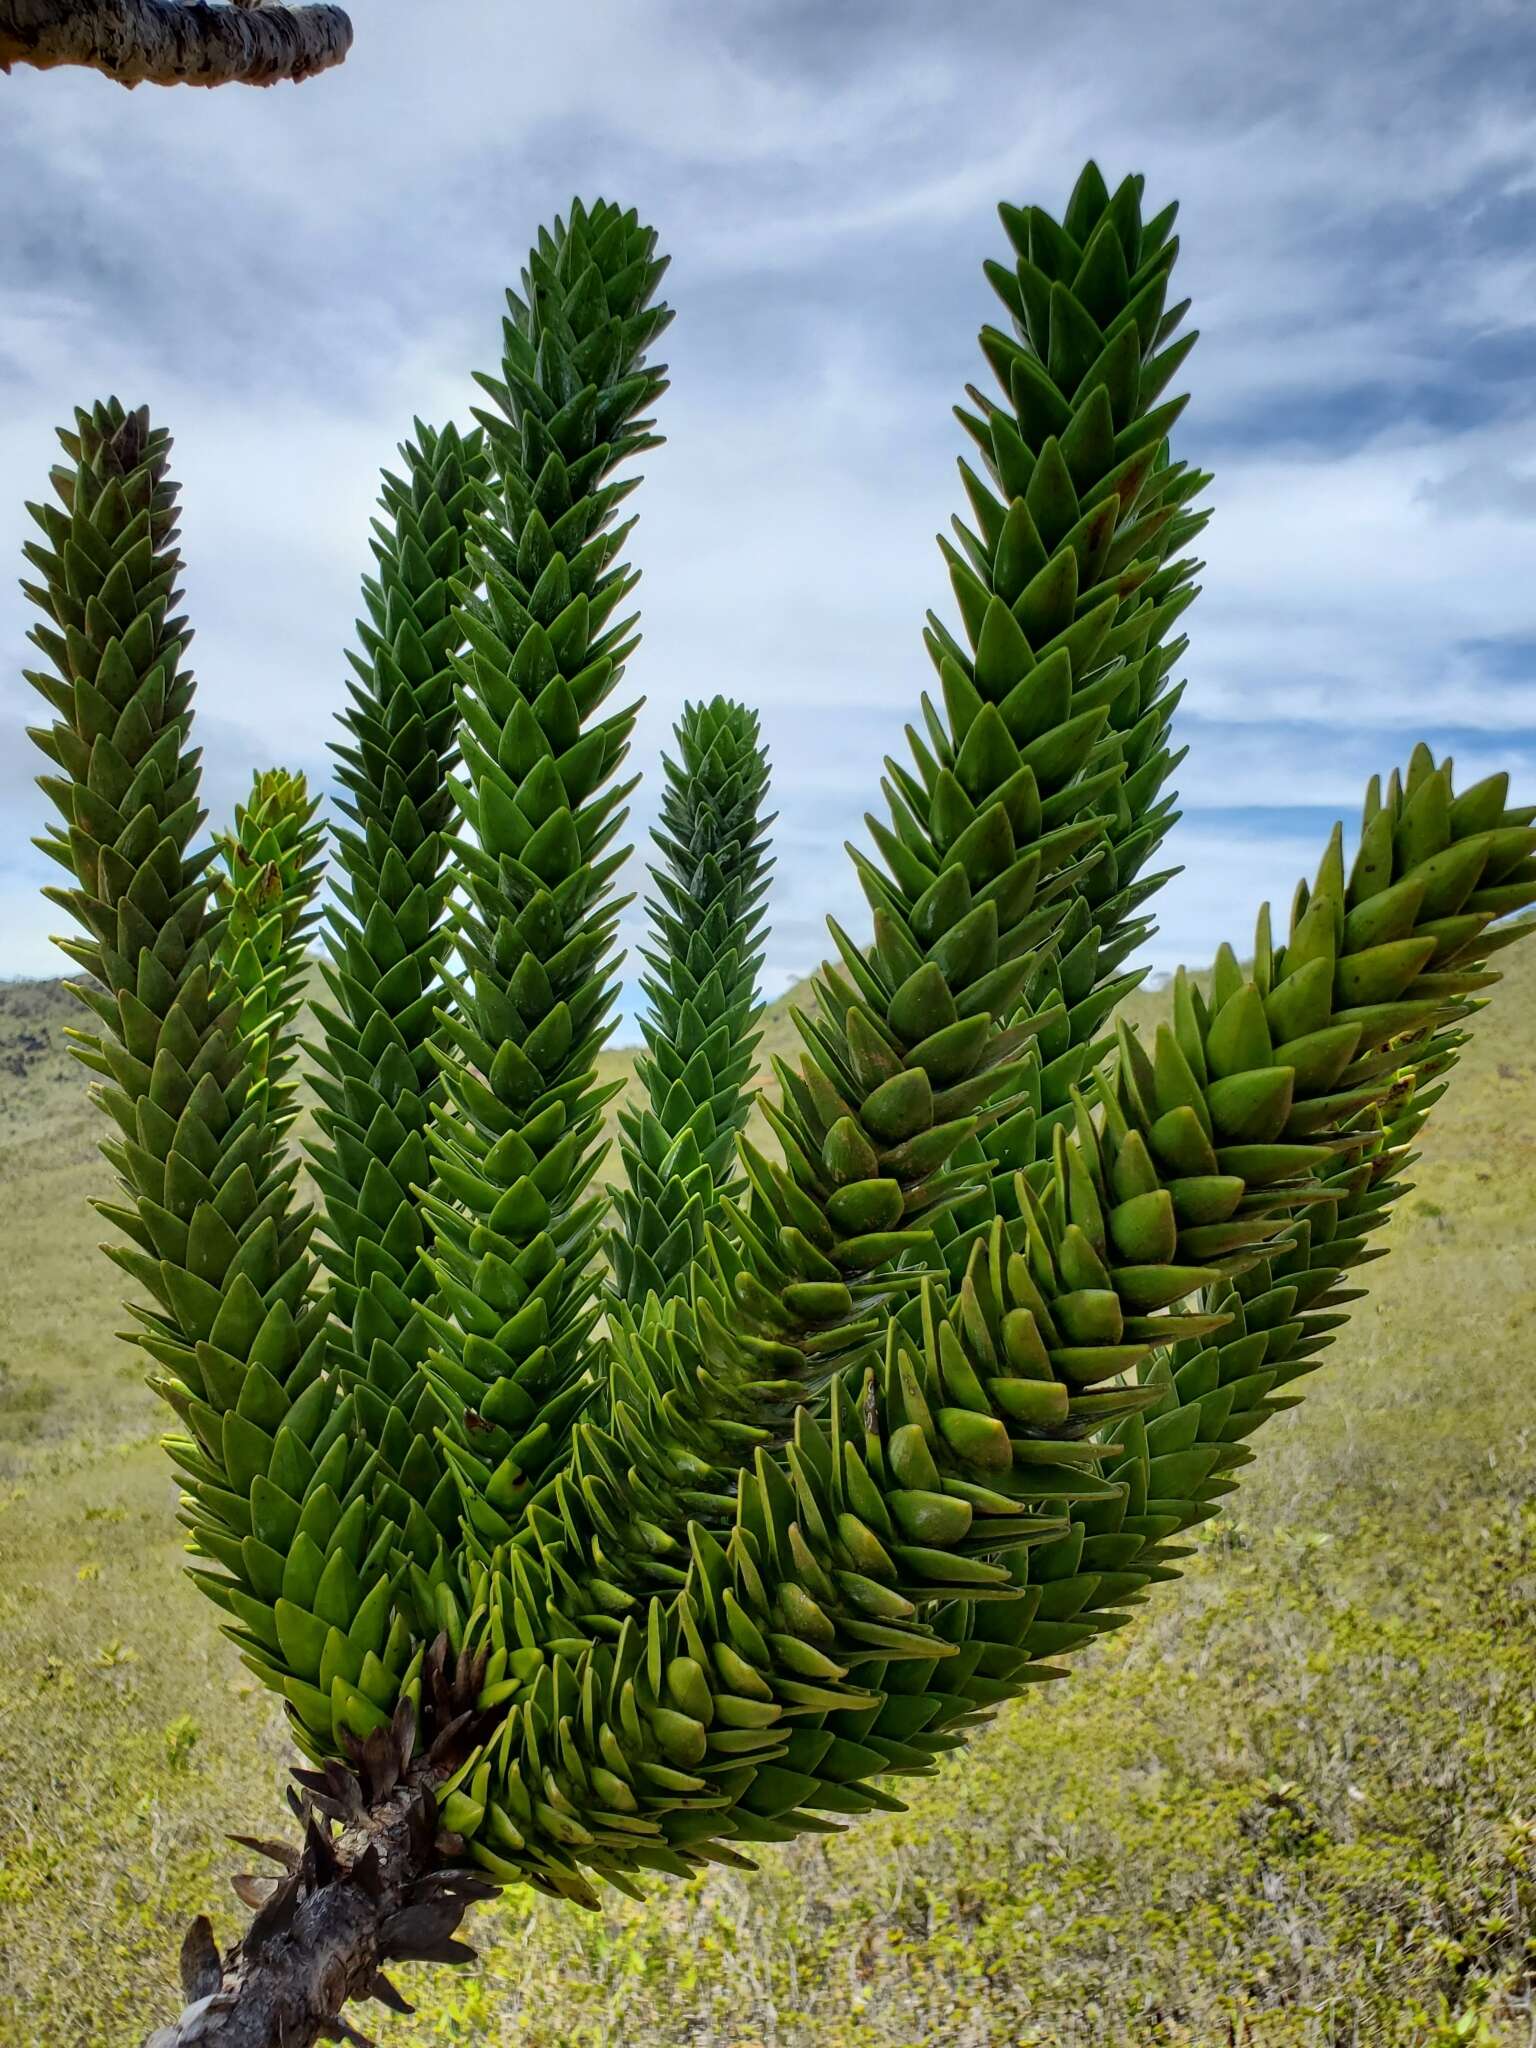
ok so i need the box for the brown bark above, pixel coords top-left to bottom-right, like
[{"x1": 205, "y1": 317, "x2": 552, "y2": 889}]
[
  {"x1": 146, "y1": 1788, "x2": 443, "y2": 2048},
  {"x1": 0, "y1": 0, "x2": 352, "y2": 86},
  {"x1": 143, "y1": 1647, "x2": 501, "y2": 2047}
]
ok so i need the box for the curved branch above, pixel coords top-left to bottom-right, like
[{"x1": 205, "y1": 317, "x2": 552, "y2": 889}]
[{"x1": 0, "y1": 0, "x2": 352, "y2": 86}]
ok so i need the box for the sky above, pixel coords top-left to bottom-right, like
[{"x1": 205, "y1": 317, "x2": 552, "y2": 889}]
[{"x1": 3, "y1": 0, "x2": 1534, "y2": 1036}]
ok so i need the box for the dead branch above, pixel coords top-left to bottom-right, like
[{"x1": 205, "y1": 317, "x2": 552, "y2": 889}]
[{"x1": 0, "y1": 0, "x2": 352, "y2": 86}]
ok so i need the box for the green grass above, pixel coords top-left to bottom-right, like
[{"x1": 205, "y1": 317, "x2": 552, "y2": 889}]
[{"x1": 1, "y1": 957, "x2": 1534, "y2": 2045}]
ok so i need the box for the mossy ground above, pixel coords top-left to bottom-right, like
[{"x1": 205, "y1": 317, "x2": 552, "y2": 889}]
[{"x1": 1, "y1": 956, "x2": 1533, "y2": 2046}]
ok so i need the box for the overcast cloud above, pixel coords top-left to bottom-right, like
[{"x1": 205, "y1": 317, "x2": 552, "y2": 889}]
[{"x1": 3, "y1": 0, "x2": 1533, "y2": 1030}]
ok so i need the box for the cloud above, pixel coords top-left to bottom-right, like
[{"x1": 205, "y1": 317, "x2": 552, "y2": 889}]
[
  {"x1": 3, "y1": 0, "x2": 1535, "y2": 1023},
  {"x1": 1420, "y1": 456, "x2": 1536, "y2": 519},
  {"x1": 1137, "y1": 815, "x2": 1330, "y2": 981}
]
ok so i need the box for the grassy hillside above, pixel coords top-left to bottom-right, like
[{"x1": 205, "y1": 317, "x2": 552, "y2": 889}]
[{"x1": 1, "y1": 958, "x2": 1534, "y2": 2045}]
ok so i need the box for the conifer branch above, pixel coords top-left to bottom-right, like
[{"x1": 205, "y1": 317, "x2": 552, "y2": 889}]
[
  {"x1": 409, "y1": 200, "x2": 673, "y2": 1563},
  {"x1": 931, "y1": 163, "x2": 1212, "y2": 1274},
  {"x1": 610, "y1": 695, "x2": 773, "y2": 1305},
  {"x1": 213, "y1": 765, "x2": 324, "y2": 1119},
  {"x1": 18, "y1": 403, "x2": 401, "y2": 1769},
  {"x1": 306, "y1": 421, "x2": 488, "y2": 1595}
]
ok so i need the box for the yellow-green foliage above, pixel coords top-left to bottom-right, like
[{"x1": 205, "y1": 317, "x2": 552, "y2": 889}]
[{"x1": 2, "y1": 957, "x2": 1533, "y2": 2045}]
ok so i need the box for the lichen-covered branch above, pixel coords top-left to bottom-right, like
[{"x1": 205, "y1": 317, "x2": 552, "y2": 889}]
[{"x1": 0, "y1": 0, "x2": 352, "y2": 87}]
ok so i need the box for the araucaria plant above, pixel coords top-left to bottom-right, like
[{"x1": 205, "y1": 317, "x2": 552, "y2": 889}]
[{"x1": 19, "y1": 170, "x2": 1536, "y2": 2045}]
